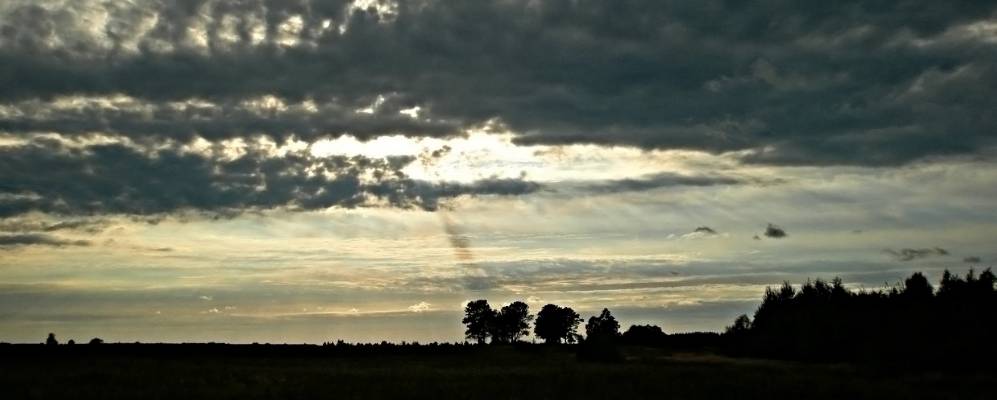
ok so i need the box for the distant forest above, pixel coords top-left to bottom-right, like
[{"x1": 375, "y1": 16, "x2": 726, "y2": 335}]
[
  {"x1": 15, "y1": 268, "x2": 995, "y2": 366},
  {"x1": 725, "y1": 268, "x2": 997, "y2": 364},
  {"x1": 457, "y1": 268, "x2": 996, "y2": 363}
]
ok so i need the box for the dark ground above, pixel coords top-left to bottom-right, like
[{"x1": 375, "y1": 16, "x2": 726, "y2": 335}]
[{"x1": 1, "y1": 344, "x2": 994, "y2": 399}]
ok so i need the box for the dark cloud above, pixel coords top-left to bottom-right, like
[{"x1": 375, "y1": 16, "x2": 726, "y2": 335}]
[
  {"x1": 763, "y1": 223, "x2": 788, "y2": 238},
  {"x1": 564, "y1": 172, "x2": 748, "y2": 194},
  {"x1": 0, "y1": 233, "x2": 90, "y2": 248},
  {"x1": 693, "y1": 226, "x2": 717, "y2": 235},
  {"x1": 0, "y1": 140, "x2": 539, "y2": 218},
  {"x1": 0, "y1": 1, "x2": 995, "y2": 165},
  {"x1": 0, "y1": 96, "x2": 460, "y2": 143},
  {"x1": 963, "y1": 256, "x2": 982, "y2": 263},
  {"x1": 0, "y1": 218, "x2": 105, "y2": 233},
  {"x1": 680, "y1": 226, "x2": 719, "y2": 239},
  {"x1": 885, "y1": 247, "x2": 950, "y2": 261},
  {"x1": 42, "y1": 220, "x2": 107, "y2": 233}
]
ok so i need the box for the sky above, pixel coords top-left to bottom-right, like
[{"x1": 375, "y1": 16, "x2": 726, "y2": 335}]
[{"x1": 1, "y1": 0, "x2": 996, "y2": 344}]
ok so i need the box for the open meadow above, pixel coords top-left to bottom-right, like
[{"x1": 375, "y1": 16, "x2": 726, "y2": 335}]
[{"x1": 2, "y1": 344, "x2": 994, "y2": 399}]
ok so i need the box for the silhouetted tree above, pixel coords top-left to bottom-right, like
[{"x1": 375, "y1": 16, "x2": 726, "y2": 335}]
[
  {"x1": 622, "y1": 324, "x2": 667, "y2": 346},
  {"x1": 938, "y1": 269, "x2": 963, "y2": 298},
  {"x1": 722, "y1": 314, "x2": 752, "y2": 355},
  {"x1": 584, "y1": 308, "x2": 620, "y2": 340},
  {"x1": 725, "y1": 314, "x2": 751, "y2": 336},
  {"x1": 534, "y1": 304, "x2": 582, "y2": 344},
  {"x1": 46, "y1": 333, "x2": 58, "y2": 346},
  {"x1": 579, "y1": 309, "x2": 622, "y2": 362},
  {"x1": 492, "y1": 301, "x2": 532, "y2": 343},
  {"x1": 903, "y1": 272, "x2": 934, "y2": 301},
  {"x1": 88, "y1": 337, "x2": 103, "y2": 345},
  {"x1": 462, "y1": 300, "x2": 496, "y2": 344},
  {"x1": 67, "y1": 339, "x2": 75, "y2": 345},
  {"x1": 978, "y1": 269, "x2": 996, "y2": 292},
  {"x1": 726, "y1": 269, "x2": 997, "y2": 364}
]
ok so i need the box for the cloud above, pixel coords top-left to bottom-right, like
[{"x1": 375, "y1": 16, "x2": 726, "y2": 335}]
[
  {"x1": 885, "y1": 247, "x2": 950, "y2": 261},
  {"x1": 694, "y1": 227, "x2": 718, "y2": 235},
  {"x1": 407, "y1": 301, "x2": 432, "y2": 313},
  {"x1": 0, "y1": 233, "x2": 91, "y2": 248},
  {"x1": 0, "y1": 95, "x2": 460, "y2": 143},
  {"x1": 0, "y1": 1, "x2": 994, "y2": 166},
  {"x1": 680, "y1": 226, "x2": 723, "y2": 240},
  {"x1": 0, "y1": 218, "x2": 106, "y2": 233},
  {"x1": 414, "y1": 257, "x2": 930, "y2": 295},
  {"x1": 41, "y1": 219, "x2": 107, "y2": 233},
  {"x1": 0, "y1": 139, "x2": 540, "y2": 218},
  {"x1": 565, "y1": 172, "x2": 747, "y2": 193},
  {"x1": 963, "y1": 256, "x2": 982, "y2": 263},
  {"x1": 763, "y1": 223, "x2": 788, "y2": 239}
]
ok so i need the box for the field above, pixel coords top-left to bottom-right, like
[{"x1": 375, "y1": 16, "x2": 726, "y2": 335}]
[{"x1": 2, "y1": 345, "x2": 994, "y2": 399}]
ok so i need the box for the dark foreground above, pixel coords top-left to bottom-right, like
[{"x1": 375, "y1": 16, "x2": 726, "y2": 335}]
[{"x1": 2, "y1": 344, "x2": 994, "y2": 399}]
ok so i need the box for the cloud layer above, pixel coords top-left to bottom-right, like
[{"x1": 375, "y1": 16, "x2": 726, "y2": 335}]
[
  {"x1": 0, "y1": 233, "x2": 90, "y2": 247},
  {"x1": 0, "y1": 138, "x2": 539, "y2": 218},
  {"x1": 1, "y1": 0, "x2": 995, "y2": 165},
  {"x1": 886, "y1": 247, "x2": 950, "y2": 261}
]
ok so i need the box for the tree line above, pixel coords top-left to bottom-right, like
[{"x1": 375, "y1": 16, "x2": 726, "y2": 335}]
[
  {"x1": 724, "y1": 268, "x2": 997, "y2": 364},
  {"x1": 31, "y1": 268, "x2": 994, "y2": 366},
  {"x1": 463, "y1": 268, "x2": 996, "y2": 365}
]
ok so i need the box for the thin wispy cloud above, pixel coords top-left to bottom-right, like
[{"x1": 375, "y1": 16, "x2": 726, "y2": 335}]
[
  {"x1": 885, "y1": 247, "x2": 950, "y2": 262},
  {"x1": 0, "y1": 233, "x2": 90, "y2": 248}
]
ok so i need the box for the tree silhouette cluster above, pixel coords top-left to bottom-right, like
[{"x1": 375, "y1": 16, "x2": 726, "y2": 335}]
[
  {"x1": 620, "y1": 325, "x2": 667, "y2": 346},
  {"x1": 724, "y1": 269, "x2": 997, "y2": 364},
  {"x1": 534, "y1": 304, "x2": 583, "y2": 344},
  {"x1": 465, "y1": 301, "x2": 628, "y2": 345},
  {"x1": 463, "y1": 300, "x2": 583, "y2": 344},
  {"x1": 577, "y1": 308, "x2": 624, "y2": 361},
  {"x1": 462, "y1": 300, "x2": 536, "y2": 344}
]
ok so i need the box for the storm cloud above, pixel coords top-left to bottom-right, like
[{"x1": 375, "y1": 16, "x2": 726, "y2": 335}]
[{"x1": 1, "y1": 0, "x2": 995, "y2": 165}]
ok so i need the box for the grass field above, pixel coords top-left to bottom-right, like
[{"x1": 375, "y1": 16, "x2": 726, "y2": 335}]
[{"x1": 2, "y1": 345, "x2": 994, "y2": 399}]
